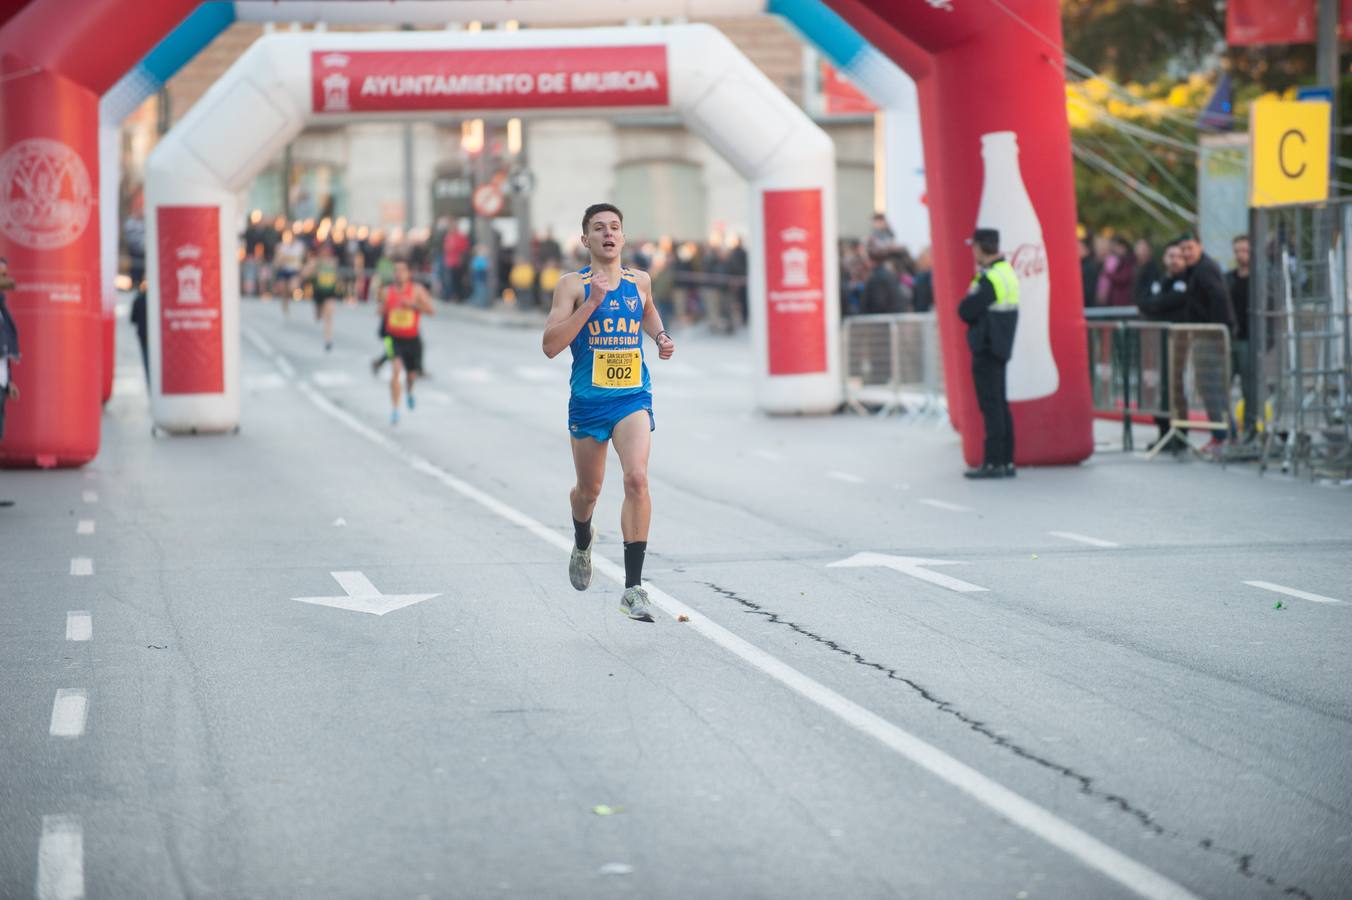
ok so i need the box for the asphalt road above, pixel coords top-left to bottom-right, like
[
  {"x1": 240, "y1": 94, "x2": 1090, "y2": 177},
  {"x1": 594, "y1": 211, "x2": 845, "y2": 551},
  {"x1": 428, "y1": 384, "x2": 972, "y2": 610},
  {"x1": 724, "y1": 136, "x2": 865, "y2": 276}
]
[{"x1": 1, "y1": 296, "x2": 1349, "y2": 900}]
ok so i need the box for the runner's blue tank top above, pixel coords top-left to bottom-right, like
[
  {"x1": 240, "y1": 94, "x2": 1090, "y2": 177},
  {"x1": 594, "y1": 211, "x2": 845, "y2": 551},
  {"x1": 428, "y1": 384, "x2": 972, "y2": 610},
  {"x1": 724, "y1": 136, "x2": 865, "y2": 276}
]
[{"x1": 569, "y1": 266, "x2": 651, "y2": 404}]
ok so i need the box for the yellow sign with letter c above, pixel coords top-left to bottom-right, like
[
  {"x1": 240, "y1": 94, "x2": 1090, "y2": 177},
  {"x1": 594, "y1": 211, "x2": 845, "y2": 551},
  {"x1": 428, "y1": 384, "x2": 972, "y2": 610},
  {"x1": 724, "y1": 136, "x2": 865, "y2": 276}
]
[{"x1": 1250, "y1": 99, "x2": 1330, "y2": 208}]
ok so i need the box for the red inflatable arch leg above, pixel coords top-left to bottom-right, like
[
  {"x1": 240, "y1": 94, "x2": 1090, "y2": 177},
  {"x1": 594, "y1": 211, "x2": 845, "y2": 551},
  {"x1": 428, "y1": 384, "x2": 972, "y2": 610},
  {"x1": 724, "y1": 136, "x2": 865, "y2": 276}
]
[
  {"x1": 0, "y1": 0, "x2": 197, "y2": 467},
  {"x1": 827, "y1": 0, "x2": 1093, "y2": 467}
]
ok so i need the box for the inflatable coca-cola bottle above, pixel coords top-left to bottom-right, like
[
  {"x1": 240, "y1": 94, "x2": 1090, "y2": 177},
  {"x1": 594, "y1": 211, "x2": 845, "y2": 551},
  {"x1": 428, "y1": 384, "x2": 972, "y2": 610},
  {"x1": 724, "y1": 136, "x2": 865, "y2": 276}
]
[{"x1": 975, "y1": 131, "x2": 1059, "y2": 402}]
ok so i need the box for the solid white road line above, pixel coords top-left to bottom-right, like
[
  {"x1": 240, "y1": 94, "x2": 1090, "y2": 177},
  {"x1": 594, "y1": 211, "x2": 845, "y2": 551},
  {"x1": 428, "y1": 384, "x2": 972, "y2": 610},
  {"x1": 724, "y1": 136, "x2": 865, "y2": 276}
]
[
  {"x1": 827, "y1": 471, "x2": 865, "y2": 484},
  {"x1": 65, "y1": 612, "x2": 92, "y2": 642},
  {"x1": 251, "y1": 328, "x2": 1196, "y2": 900},
  {"x1": 76, "y1": 520, "x2": 94, "y2": 535},
  {"x1": 49, "y1": 690, "x2": 88, "y2": 738},
  {"x1": 273, "y1": 355, "x2": 297, "y2": 378},
  {"x1": 80, "y1": 491, "x2": 97, "y2": 504},
  {"x1": 69, "y1": 558, "x2": 92, "y2": 577},
  {"x1": 1049, "y1": 531, "x2": 1120, "y2": 549},
  {"x1": 1243, "y1": 580, "x2": 1342, "y2": 605},
  {"x1": 919, "y1": 498, "x2": 971, "y2": 513},
  {"x1": 36, "y1": 815, "x2": 83, "y2": 900}
]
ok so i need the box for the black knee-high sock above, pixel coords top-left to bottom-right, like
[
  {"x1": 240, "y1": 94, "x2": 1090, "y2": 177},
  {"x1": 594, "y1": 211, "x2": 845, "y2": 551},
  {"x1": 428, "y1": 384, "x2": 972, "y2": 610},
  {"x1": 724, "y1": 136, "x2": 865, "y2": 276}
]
[
  {"x1": 572, "y1": 517, "x2": 592, "y2": 550},
  {"x1": 623, "y1": 541, "x2": 647, "y2": 588}
]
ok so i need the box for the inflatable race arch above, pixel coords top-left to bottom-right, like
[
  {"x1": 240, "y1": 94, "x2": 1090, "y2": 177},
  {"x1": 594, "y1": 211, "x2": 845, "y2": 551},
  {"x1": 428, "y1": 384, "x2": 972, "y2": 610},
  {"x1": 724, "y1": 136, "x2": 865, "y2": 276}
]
[
  {"x1": 0, "y1": 0, "x2": 1092, "y2": 470},
  {"x1": 144, "y1": 24, "x2": 840, "y2": 432}
]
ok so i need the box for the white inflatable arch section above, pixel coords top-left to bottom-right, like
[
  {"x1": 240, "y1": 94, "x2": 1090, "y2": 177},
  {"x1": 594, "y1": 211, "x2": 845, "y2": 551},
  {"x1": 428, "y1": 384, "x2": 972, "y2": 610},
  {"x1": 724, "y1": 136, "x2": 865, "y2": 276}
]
[{"x1": 145, "y1": 24, "x2": 840, "y2": 433}]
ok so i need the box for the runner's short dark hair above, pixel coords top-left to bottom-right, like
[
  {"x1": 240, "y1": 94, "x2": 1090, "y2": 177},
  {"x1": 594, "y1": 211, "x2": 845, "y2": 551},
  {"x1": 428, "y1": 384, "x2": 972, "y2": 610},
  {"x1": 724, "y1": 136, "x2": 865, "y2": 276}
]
[{"x1": 582, "y1": 203, "x2": 623, "y2": 233}]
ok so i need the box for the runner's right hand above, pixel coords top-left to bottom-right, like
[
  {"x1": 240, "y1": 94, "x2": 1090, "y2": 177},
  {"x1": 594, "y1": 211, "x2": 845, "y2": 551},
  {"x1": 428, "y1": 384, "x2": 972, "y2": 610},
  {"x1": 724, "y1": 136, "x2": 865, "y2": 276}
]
[{"x1": 588, "y1": 271, "x2": 610, "y2": 304}]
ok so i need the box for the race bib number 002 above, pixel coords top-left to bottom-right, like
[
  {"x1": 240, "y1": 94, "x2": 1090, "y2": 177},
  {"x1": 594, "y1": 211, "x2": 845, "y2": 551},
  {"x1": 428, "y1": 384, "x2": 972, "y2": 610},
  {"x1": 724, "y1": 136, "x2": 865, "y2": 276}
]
[{"x1": 592, "y1": 350, "x2": 642, "y2": 389}]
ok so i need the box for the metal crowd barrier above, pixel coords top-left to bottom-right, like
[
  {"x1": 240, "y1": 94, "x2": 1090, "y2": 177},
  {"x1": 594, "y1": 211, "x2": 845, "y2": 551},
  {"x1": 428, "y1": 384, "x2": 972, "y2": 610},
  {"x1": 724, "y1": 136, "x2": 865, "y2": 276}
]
[
  {"x1": 1086, "y1": 321, "x2": 1232, "y2": 455},
  {"x1": 842, "y1": 312, "x2": 944, "y2": 417}
]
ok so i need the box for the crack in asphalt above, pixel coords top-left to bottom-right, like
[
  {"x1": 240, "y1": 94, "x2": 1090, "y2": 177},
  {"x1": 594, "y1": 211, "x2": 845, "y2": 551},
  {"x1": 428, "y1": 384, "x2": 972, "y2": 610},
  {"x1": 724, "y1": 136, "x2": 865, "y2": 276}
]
[{"x1": 701, "y1": 581, "x2": 1315, "y2": 899}]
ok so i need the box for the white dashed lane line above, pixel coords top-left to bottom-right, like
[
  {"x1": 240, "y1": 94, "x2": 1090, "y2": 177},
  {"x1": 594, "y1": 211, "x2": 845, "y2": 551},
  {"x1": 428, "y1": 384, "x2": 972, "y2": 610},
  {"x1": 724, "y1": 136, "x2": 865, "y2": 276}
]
[
  {"x1": 827, "y1": 471, "x2": 865, "y2": 484},
  {"x1": 80, "y1": 491, "x2": 97, "y2": 504},
  {"x1": 76, "y1": 520, "x2": 94, "y2": 535},
  {"x1": 36, "y1": 815, "x2": 83, "y2": 900},
  {"x1": 65, "y1": 612, "x2": 92, "y2": 642},
  {"x1": 69, "y1": 558, "x2": 92, "y2": 577},
  {"x1": 919, "y1": 498, "x2": 971, "y2": 513},
  {"x1": 1048, "y1": 531, "x2": 1121, "y2": 549},
  {"x1": 49, "y1": 690, "x2": 88, "y2": 738},
  {"x1": 752, "y1": 449, "x2": 784, "y2": 462},
  {"x1": 1243, "y1": 581, "x2": 1343, "y2": 605}
]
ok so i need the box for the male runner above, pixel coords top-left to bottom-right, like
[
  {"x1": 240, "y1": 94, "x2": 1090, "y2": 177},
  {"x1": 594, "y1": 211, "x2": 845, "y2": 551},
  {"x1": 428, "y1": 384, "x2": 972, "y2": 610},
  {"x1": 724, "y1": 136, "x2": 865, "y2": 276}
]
[
  {"x1": 542, "y1": 203, "x2": 675, "y2": 622},
  {"x1": 381, "y1": 259, "x2": 435, "y2": 425},
  {"x1": 305, "y1": 242, "x2": 341, "y2": 351}
]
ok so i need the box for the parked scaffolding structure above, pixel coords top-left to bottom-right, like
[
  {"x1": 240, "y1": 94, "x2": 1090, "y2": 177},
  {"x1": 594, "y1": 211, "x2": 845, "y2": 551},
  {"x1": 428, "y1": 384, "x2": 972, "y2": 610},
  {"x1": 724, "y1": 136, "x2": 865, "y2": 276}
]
[{"x1": 1252, "y1": 202, "x2": 1352, "y2": 479}]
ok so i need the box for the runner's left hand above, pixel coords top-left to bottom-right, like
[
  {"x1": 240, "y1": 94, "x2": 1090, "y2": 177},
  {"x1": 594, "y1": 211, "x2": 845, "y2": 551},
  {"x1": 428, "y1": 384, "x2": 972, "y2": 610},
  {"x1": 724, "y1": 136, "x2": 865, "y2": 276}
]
[{"x1": 657, "y1": 333, "x2": 675, "y2": 360}]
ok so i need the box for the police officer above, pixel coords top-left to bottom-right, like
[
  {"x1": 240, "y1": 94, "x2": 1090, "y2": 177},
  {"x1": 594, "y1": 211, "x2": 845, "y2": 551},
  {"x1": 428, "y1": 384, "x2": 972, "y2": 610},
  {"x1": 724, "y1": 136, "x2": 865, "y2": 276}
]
[{"x1": 957, "y1": 228, "x2": 1019, "y2": 479}]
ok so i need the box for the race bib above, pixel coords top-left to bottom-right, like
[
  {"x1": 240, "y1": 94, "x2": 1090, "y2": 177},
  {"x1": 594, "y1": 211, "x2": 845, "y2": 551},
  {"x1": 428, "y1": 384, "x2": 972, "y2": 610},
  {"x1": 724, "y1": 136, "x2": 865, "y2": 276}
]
[
  {"x1": 388, "y1": 308, "x2": 415, "y2": 330},
  {"x1": 592, "y1": 349, "x2": 642, "y2": 389}
]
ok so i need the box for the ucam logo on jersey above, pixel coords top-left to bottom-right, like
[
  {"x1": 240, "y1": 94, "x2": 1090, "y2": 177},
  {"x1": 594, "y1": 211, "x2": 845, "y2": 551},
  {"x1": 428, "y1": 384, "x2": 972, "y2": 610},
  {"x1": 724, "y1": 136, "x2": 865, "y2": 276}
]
[
  {"x1": 763, "y1": 189, "x2": 827, "y2": 376},
  {"x1": 157, "y1": 207, "x2": 223, "y2": 395},
  {"x1": 0, "y1": 138, "x2": 93, "y2": 250},
  {"x1": 312, "y1": 47, "x2": 669, "y2": 113}
]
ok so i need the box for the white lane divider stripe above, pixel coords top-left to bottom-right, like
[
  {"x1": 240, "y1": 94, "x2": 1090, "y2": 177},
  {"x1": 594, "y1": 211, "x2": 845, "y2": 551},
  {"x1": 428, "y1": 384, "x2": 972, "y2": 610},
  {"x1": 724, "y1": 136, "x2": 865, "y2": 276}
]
[
  {"x1": 919, "y1": 498, "x2": 971, "y2": 513},
  {"x1": 49, "y1": 690, "x2": 88, "y2": 738},
  {"x1": 76, "y1": 520, "x2": 94, "y2": 535},
  {"x1": 36, "y1": 815, "x2": 83, "y2": 900},
  {"x1": 65, "y1": 612, "x2": 92, "y2": 642},
  {"x1": 827, "y1": 470, "x2": 865, "y2": 484},
  {"x1": 69, "y1": 558, "x2": 92, "y2": 577},
  {"x1": 1049, "y1": 531, "x2": 1120, "y2": 549},
  {"x1": 80, "y1": 491, "x2": 97, "y2": 504},
  {"x1": 248, "y1": 328, "x2": 1196, "y2": 900},
  {"x1": 752, "y1": 449, "x2": 784, "y2": 462},
  {"x1": 1243, "y1": 580, "x2": 1342, "y2": 605}
]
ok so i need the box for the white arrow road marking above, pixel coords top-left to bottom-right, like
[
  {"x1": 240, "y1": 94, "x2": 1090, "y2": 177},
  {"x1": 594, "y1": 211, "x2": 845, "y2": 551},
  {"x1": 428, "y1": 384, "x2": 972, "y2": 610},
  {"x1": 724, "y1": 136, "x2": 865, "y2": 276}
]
[
  {"x1": 292, "y1": 570, "x2": 441, "y2": 617},
  {"x1": 828, "y1": 552, "x2": 989, "y2": 593},
  {"x1": 1243, "y1": 580, "x2": 1342, "y2": 605},
  {"x1": 36, "y1": 815, "x2": 83, "y2": 900}
]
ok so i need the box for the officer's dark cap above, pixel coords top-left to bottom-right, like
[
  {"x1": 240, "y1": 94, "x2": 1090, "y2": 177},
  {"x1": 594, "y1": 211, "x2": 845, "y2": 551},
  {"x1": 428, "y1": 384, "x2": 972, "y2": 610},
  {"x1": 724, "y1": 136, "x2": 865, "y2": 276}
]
[{"x1": 965, "y1": 228, "x2": 1000, "y2": 251}]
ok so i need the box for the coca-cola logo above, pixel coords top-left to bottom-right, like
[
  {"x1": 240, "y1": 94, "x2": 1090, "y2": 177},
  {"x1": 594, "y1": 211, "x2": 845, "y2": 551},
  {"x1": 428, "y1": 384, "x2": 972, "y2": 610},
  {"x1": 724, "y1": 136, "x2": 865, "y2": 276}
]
[{"x1": 1010, "y1": 243, "x2": 1047, "y2": 278}]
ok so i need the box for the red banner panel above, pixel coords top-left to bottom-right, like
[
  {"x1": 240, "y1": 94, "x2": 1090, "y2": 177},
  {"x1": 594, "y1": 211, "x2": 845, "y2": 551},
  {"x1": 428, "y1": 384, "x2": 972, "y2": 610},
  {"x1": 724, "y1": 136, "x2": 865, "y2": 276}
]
[
  {"x1": 763, "y1": 189, "x2": 827, "y2": 376},
  {"x1": 312, "y1": 46, "x2": 669, "y2": 113},
  {"x1": 1226, "y1": 0, "x2": 1352, "y2": 46},
  {"x1": 157, "y1": 206, "x2": 223, "y2": 395}
]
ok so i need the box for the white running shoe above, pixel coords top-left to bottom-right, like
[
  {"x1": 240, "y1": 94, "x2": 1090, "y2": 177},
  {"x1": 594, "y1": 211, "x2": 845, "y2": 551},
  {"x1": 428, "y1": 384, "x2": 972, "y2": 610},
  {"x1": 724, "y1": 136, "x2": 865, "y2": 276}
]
[
  {"x1": 569, "y1": 526, "x2": 595, "y2": 591},
  {"x1": 620, "y1": 585, "x2": 655, "y2": 623}
]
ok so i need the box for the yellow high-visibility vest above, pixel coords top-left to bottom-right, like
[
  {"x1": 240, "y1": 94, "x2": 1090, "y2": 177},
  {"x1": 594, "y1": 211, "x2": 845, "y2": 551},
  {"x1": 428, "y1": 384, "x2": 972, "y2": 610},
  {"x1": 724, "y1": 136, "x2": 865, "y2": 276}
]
[{"x1": 970, "y1": 259, "x2": 1020, "y2": 310}]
